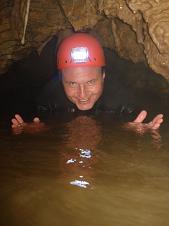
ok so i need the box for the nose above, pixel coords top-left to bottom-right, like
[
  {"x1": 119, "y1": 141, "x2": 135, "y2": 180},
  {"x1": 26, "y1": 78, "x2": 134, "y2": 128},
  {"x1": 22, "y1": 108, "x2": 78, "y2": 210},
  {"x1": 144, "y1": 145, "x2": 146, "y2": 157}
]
[{"x1": 78, "y1": 84, "x2": 88, "y2": 99}]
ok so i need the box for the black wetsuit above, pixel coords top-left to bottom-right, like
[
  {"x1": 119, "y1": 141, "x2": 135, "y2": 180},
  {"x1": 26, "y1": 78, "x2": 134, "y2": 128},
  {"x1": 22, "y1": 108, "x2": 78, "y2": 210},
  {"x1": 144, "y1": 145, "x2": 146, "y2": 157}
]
[{"x1": 36, "y1": 71, "x2": 139, "y2": 122}]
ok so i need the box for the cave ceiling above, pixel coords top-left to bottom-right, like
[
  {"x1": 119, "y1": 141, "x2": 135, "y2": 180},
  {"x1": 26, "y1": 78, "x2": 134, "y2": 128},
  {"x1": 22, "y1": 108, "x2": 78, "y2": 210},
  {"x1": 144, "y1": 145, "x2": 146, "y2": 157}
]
[{"x1": 1, "y1": 0, "x2": 169, "y2": 81}]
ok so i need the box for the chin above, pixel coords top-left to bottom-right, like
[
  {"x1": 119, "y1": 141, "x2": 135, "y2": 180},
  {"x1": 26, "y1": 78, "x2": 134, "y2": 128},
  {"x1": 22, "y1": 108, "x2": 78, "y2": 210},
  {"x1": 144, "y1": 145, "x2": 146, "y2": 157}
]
[{"x1": 76, "y1": 103, "x2": 94, "y2": 111}]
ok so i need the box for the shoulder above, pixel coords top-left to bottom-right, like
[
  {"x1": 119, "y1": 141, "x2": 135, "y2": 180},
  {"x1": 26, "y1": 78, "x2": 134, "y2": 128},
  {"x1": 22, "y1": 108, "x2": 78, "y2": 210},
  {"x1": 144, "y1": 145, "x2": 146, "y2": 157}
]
[
  {"x1": 102, "y1": 73, "x2": 136, "y2": 109},
  {"x1": 36, "y1": 76, "x2": 63, "y2": 105}
]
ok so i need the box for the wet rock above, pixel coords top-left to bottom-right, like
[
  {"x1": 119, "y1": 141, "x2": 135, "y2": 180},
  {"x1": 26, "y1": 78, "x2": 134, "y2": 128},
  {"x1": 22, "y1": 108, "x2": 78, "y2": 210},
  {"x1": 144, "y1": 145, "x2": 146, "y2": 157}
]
[{"x1": 0, "y1": 0, "x2": 169, "y2": 81}]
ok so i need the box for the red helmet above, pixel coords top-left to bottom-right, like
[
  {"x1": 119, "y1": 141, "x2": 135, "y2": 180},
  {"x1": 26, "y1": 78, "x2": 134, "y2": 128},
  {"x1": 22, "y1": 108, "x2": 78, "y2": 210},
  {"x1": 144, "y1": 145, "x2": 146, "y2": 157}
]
[{"x1": 57, "y1": 33, "x2": 105, "y2": 70}]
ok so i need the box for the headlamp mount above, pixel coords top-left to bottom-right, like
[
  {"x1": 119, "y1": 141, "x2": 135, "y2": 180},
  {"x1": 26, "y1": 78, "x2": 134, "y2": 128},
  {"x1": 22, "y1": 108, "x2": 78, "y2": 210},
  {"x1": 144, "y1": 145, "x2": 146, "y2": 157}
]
[{"x1": 71, "y1": 47, "x2": 89, "y2": 63}]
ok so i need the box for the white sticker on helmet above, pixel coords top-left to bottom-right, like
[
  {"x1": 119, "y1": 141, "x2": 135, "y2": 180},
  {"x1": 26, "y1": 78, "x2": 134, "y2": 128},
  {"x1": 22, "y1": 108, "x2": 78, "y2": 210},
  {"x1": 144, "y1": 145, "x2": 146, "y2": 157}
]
[{"x1": 71, "y1": 47, "x2": 89, "y2": 63}]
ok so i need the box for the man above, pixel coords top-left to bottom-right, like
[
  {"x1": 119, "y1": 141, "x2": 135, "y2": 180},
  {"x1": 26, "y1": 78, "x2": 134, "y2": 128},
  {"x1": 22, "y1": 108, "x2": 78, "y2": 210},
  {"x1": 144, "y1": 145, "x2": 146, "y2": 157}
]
[{"x1": 11, "y1": 32, "x2": 163, "y2": 132}]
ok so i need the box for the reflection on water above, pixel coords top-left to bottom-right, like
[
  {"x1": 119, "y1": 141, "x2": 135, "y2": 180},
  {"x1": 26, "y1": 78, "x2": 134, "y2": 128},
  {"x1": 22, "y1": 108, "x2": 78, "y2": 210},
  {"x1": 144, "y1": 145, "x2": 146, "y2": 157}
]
[
  {"x1": 0, "y1": 115, "x2": 169, "y2": 226},
  {"x1": 59, "y1": 116, "x2": 102, "y2": 189}
]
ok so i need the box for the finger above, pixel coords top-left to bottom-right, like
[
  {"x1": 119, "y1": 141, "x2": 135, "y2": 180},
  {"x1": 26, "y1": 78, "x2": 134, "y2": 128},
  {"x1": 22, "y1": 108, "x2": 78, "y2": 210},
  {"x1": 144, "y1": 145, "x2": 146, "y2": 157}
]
[
  {"x1": 151, "y1": 118, "x2": 163, "y2": 130},
  {"x1": 15, "y1": 114, "x2": 24, "y2": 124},
  {"x1": 11, "y1": 118, "x2": 20, "y2": 128},
  {"x1": 133, "y1": 110, "x2": 147, "y2": 123},
  {"x1": 149, "y1": 114, "x2": 163, "y2": 130},
  {"x1": 151, "y1": 114, "x2": 163, "y2": 125},
  {"x1": 33, "y1": 117, "x2": 40, "y2": 123}
]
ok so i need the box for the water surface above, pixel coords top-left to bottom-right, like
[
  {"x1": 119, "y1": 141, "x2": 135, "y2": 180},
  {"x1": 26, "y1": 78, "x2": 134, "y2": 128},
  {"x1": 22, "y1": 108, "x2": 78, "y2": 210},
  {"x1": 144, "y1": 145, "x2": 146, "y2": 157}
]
[{"x1": 0, "y1": 115, "x2": 169, "y2": 226}]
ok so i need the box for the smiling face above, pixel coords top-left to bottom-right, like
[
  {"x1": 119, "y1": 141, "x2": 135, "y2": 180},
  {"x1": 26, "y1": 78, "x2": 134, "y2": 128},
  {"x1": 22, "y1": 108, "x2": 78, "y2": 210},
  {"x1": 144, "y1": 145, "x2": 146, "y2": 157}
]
[{"x1": 62, "y1": 66, "x2": 105, "y2": 111}]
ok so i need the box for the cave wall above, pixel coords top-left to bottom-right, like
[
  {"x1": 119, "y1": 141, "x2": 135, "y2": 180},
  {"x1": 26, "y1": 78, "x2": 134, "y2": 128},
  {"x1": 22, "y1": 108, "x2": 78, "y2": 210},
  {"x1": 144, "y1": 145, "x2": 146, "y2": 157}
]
[{"x1": 1, "y1": 0, "x2": 169, "y2": 81}]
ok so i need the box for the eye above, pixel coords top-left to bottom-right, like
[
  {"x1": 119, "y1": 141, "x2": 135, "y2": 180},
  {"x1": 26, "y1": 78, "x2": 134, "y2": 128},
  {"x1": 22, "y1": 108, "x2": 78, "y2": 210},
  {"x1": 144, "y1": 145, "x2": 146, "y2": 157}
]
[
  {"x1": 68, "y1": 81, "x2": 77, "y2": 87},
  {"x1": 87, "y1": 79, "x2": 97, "y2": 85}
]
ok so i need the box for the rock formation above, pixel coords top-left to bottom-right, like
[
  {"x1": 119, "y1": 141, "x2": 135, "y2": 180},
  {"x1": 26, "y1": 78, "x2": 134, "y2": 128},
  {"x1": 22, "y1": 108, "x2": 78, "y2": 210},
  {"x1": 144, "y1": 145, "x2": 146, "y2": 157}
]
[{"x1": 0, "y1": 0, "x2": 169, "y2": 81}]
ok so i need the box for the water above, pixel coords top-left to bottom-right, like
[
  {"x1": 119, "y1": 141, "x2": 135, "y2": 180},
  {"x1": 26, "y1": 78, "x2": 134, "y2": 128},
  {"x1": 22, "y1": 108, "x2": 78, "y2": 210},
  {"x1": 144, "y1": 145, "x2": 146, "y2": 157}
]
[{"x1": 0, "y1": 114, "x2": 169, "y2": 226}]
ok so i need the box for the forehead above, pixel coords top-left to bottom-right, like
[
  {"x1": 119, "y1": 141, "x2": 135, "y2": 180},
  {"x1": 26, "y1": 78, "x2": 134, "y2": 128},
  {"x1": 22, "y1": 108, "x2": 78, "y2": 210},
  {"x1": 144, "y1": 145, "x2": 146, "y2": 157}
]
[{"x1": 62, "y1": 66, "x2": 102, "y2": 82}]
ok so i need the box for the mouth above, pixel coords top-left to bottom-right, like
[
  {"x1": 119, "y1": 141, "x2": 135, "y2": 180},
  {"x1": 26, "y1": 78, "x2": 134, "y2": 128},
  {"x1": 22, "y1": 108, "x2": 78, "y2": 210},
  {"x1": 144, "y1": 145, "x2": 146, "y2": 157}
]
[{"x1": 78, "y1": 99, "x2": 89, "y2": 104}]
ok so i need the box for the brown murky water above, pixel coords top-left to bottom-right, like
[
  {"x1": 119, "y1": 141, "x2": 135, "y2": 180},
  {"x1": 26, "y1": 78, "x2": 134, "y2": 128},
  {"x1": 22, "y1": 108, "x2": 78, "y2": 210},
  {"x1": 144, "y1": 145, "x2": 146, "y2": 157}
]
[{"x1": 0, "y1": 115, "x2": 169, "y2": 226}]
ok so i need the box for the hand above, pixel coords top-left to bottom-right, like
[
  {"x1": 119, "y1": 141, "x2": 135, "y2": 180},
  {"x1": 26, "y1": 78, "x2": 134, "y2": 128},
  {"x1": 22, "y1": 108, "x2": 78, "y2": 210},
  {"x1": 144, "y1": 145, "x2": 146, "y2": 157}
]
[
  {"x1": 11, "y1": 114, "x2": 47, "y2": 135},
  {"x1": 124, "y1": 110, "x2": 163, "y2": 134}
]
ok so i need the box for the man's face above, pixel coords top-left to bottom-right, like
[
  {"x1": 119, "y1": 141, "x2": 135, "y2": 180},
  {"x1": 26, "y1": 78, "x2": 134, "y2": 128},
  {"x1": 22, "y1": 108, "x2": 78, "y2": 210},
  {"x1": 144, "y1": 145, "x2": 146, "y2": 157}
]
[{"x1": 62, "y1": 66, "x2": 105, "y2": 110}]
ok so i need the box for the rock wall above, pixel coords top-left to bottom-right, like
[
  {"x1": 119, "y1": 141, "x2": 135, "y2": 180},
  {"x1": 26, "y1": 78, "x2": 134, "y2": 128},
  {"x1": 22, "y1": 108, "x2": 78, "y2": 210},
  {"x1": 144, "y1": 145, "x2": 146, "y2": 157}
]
[{"x1": 0, "y1": 0, "x2": 169, "y2": 81}]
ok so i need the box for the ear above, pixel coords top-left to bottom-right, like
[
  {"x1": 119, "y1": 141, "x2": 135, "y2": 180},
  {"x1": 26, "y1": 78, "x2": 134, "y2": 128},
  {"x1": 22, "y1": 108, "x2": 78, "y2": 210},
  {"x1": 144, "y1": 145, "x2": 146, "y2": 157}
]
[{"x1": 102, "y1": 72, "x2": 105, "y2": 80}]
